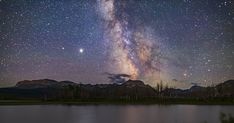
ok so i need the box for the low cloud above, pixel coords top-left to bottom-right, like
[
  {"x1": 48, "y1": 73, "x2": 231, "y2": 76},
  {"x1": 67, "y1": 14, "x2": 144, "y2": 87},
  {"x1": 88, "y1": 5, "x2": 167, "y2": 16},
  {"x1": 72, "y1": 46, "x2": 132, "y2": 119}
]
[{"x1": 104, "y1": 72, "x2": 131, "y2": 84}]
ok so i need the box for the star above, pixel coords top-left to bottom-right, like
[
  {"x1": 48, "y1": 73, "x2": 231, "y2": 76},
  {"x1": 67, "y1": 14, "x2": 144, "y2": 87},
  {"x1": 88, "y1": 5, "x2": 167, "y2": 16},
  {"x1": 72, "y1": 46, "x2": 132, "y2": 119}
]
[{"x1": 79, "y1": 48, "x2": 84, "y2": 53}]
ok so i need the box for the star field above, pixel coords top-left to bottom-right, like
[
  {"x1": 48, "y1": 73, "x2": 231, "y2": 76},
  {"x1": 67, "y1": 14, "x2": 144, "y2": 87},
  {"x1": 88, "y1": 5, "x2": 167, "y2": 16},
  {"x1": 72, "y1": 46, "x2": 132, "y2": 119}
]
[{"x1": 0, "y1": 0, "x2": 233, "y2": 88}]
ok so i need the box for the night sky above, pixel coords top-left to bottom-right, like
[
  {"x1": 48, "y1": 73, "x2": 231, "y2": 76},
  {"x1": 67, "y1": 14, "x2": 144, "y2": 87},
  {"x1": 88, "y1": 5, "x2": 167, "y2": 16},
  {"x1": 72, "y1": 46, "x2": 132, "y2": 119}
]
[{"x1": 0, "y1": 0, "x2": 233, "y2": 88}]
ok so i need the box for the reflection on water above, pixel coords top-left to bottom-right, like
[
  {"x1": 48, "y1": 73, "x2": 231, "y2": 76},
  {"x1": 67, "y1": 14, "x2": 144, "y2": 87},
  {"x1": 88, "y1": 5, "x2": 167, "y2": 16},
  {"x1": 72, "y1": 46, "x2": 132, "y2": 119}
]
[
  {"x1": 220, "y1": 112, "x2": 234, "y2": 123},
  {"x1": 0, "y1": 105, "x2": 234, "y2": 123}
]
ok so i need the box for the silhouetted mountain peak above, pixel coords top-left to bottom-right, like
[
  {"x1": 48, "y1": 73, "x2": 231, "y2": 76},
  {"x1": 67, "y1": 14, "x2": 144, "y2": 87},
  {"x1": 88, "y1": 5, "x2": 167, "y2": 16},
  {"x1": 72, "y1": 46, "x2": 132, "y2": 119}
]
[
  {"x1": 16, "y1": 79, "x2": 58, "y2": 89},
  {"x1": 189, "y1": 85, "x2": 204, "y2": 91},
  {"x1": 15, "y1": 79, "x2": 79, "y2": 89},
  {"x1": 217, "y1": 80, "x2": 234, "y2": 87},
  {"x1": 123, "y1": 80, "x2": 145, "y2": 87},
  {"x1": 59, "y1": 81, "x2": 77, "y2": 86}
]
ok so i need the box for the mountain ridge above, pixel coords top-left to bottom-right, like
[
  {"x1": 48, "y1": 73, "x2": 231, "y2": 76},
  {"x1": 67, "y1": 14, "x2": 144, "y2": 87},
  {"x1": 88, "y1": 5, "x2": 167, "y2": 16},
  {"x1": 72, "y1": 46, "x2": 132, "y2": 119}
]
[{"x1": 0, "y1": 79, "x2": 234, "y2": 101}]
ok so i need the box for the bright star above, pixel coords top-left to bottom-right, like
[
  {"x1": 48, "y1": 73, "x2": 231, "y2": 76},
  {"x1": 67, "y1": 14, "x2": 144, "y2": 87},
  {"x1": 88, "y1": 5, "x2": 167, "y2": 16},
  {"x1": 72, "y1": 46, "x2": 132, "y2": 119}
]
[{"x1": 79, "y1": 48, "x2": 84, "y2": 53}]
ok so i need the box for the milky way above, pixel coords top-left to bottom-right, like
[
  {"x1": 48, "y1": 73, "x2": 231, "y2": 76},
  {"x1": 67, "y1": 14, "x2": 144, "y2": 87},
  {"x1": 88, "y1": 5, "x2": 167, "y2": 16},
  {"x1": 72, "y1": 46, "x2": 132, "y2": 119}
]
[{"x1": 98, "y1": 0, "x2": 162, "y2": 85}]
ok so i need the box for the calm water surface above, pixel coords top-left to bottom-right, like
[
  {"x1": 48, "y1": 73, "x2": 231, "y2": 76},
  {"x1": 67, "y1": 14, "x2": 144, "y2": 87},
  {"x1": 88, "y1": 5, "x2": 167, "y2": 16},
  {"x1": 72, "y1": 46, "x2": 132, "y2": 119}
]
[{"x1": 0, "y1": 105, "x2": 234, "y2": 123}]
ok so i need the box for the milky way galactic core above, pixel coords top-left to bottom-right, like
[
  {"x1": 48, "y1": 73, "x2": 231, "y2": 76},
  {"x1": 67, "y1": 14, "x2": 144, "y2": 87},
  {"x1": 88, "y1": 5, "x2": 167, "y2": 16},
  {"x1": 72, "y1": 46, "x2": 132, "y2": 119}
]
[{"x1": 98, "y1": 0, "x2": 162, "y2": 85}]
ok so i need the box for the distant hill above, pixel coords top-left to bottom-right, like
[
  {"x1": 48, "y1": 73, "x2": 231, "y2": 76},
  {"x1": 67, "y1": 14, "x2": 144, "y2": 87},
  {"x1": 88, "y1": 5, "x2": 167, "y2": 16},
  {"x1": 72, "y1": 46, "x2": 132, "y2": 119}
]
[
  {"x1": 16, "y1": 79, "x2": 77, "y2": 89},
  {"x1": 0, "y1": 79, "x2": 156, "y2": 100},
  {"x1": 162, "y1": 80, "x2": 234, "y2": 98},
  {"x1": 0, "y1": 79, "x2": 234, "y2": 101}
]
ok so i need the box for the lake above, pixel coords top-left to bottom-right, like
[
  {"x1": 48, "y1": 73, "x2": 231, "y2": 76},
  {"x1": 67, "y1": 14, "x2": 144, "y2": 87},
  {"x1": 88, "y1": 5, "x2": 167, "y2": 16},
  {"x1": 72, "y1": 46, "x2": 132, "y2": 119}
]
[{"x1": 0, "y1": 105, "x2": 234, "y2": 123}]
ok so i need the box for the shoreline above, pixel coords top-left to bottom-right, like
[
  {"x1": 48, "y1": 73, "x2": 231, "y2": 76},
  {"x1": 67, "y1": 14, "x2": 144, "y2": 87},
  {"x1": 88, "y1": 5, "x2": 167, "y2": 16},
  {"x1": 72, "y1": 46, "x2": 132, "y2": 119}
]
[{"x1": 1, "y1": 100, "x2": 234, "y2": 106}]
